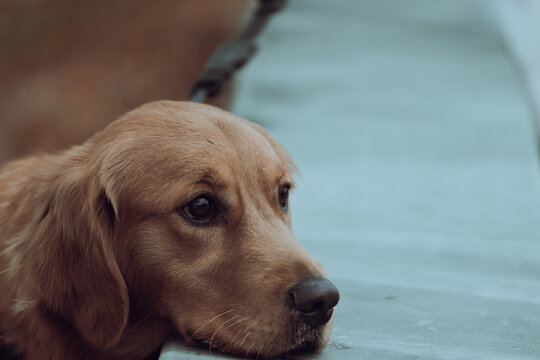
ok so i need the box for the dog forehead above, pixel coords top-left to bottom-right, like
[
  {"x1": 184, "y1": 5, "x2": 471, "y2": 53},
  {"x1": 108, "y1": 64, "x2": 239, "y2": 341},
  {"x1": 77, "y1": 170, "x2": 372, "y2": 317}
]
[
  {"x1": 97, "y1": 102, "x2": 288, "y2": 206},
  {"x1": 108, "y1": 101, "x2": 275, "y2": 154}
]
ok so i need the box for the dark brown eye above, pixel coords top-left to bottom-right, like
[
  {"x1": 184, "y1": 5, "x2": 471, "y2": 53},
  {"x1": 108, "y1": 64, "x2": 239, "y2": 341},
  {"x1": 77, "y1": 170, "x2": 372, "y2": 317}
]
[
  {"x1": 181, "y1": 195, "x2": 218, "y2": 223},
  {"x1": 278, "y1": 185, "x2": 290, "y2": 210}
]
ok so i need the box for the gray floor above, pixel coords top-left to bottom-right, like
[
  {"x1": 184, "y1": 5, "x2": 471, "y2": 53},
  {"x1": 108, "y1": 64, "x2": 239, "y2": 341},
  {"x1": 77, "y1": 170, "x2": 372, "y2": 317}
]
[{"x1": 160, "y1": 0, "x2": 540, "y2": 359}]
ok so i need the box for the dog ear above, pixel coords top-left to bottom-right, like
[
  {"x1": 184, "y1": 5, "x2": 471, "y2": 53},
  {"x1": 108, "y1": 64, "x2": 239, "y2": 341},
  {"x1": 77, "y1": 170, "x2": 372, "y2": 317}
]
[{"x1": 23, "y1": 166, "x2": 129, "y2": 350}]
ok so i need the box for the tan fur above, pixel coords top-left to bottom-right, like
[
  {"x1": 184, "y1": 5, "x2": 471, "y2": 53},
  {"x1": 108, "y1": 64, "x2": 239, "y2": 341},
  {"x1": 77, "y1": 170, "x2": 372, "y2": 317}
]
[
  {"x1": 0, "y1": 0, "x2": 253, "y2": 164},
  {"x1": 0, "y1": 101, "x2": 332, "y2": 360}
]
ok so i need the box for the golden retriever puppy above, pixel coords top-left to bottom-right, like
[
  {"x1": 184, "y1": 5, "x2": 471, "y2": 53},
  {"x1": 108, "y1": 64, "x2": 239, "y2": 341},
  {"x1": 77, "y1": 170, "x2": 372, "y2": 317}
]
[{"x1": 0, "y1": 101, "x2": 339, "y2": 360}]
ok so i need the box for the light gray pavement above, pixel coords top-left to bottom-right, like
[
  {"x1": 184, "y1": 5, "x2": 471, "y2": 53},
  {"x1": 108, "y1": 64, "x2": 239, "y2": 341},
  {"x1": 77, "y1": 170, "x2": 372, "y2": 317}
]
[{"x1": 160, "y1": 0, "x2": 540, "y2": 359}]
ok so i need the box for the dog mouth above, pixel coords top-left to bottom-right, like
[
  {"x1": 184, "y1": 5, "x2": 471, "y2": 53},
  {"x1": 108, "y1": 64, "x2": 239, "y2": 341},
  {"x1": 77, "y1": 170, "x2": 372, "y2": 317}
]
[
  {"x1": 285, "y1": 316, "x2": 327, "y2": 356},
  {"x1": 182, "y1": 318, "x2": 327, "y2": 359},
  {"x1": 183, "y1": 337, "x2": 322, "y2": 359}
]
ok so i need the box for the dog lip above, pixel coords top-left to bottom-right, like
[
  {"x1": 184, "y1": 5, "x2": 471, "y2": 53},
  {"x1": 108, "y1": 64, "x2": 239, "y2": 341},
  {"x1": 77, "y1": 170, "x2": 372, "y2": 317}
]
[
  {"x1": 317, "y1": 308, "x2": 334, "y2": 326},
  {"x1": 302, "y1": 307, "x2": 334, "y2": 319},
  {"x1": 284, "y1": 335, "x2": 323, "y2": 357}
]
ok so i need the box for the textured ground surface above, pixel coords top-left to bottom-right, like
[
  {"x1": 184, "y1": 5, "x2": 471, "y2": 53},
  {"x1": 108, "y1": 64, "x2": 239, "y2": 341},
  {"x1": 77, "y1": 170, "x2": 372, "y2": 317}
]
[{"x1": 160, "y1": 0, "x2": 540, "y2": 359}]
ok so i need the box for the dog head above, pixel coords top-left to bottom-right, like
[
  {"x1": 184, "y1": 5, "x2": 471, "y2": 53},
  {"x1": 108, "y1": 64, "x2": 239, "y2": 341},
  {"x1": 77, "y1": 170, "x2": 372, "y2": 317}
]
[{"x1": 15, "y1": 101, "x2": 339, "y2": 358}]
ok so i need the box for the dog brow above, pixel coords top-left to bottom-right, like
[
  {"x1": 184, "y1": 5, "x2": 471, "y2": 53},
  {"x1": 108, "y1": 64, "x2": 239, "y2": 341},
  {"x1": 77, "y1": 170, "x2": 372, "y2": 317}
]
[{"x1": 188, "y1": 167, "x2": 229, "y2": 191}]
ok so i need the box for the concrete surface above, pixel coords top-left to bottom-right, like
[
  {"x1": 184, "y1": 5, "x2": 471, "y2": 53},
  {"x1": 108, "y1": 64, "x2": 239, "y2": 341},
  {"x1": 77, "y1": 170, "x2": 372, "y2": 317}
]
[
  {"x1": 160, "y1": 0, "x2": 540, "y2": 359},
  {"x1": 496, "y1": 0, "x2": 540, "y2": 137}
]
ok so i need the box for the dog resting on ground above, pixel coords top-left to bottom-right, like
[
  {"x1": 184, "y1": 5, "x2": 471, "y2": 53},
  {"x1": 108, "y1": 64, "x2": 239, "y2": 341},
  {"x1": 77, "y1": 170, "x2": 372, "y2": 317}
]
[{"x1": 0, "y1": 101, "x2": 339, "y2": 360}]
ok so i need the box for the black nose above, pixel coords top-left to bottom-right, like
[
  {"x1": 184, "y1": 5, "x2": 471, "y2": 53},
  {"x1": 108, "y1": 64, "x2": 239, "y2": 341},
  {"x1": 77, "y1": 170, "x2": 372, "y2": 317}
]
[{"x1": 288, "y1": 278, "x2": 340, "y2": 328}]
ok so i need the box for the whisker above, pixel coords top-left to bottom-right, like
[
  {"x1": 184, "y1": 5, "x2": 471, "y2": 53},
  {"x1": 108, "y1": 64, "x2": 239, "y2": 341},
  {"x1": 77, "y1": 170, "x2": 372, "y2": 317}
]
[
  {"x1": 209, "y1": 314, "x2": 241, "y2": 355},
  {"x1": 236, "y1": 321, "x2": 259, "y2": 358},
  {"x1": 227, "y1": 317, "x2": 252, "y2": 350},
  {"x1": 255, "y1": 343, "x2": 265, "y2": 360},
  {"x1": 123, "y1": 311, "x2": 155, "y2": 337},
  {"x1": 0, "y1": 264, "x2": 21, "y2": 277},
  {"x1": 239, "y1": 331, "x2": 251, "y2": 348},
  {"x1": 192, "y1": 309, "x2": 234, "y2": 337},
  {"x1": 227, "y1": 316, "x2": 250, "y2": 329},
  {"x1": 244, "y1": 339, "x2": 257, "y2": 358},
  {"x1": 224, "y1": 316, "x2": 251, "y2": 346}
]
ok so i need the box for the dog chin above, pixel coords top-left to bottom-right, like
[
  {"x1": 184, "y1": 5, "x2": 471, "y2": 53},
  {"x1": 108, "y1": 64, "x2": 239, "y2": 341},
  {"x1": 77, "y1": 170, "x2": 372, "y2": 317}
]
[
  {"x1": 286, "y1": 317, "x2": 333, "y2": 356},
  {"x1": 183, "y1": 316, "x2": 334, "y2": 359}
]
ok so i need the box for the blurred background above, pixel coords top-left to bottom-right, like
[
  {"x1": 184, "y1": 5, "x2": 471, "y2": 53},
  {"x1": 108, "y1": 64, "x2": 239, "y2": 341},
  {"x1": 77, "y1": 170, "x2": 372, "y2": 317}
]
[
  {"x1": 0, "y1": 0, "x2": 252, "y2": 164},
  {"x1": 2, "y1": 0, "x2": 539, "y2": 359}
]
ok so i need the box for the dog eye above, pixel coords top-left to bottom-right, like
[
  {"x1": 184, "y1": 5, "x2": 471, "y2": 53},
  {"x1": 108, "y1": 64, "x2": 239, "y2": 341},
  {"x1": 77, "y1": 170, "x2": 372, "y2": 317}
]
[
  {"x1": 180, "y1": 195, "x2": 218, "y2": 223},
  {"x1": 278, "y1": 185, "x2": 290, "y2": 210}
]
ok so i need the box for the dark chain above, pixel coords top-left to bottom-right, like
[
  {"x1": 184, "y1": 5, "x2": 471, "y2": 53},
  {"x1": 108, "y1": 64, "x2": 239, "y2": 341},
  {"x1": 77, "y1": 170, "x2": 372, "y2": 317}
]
[{"x1": 190, "y1": 0, "x2": 287, "y2": 103}]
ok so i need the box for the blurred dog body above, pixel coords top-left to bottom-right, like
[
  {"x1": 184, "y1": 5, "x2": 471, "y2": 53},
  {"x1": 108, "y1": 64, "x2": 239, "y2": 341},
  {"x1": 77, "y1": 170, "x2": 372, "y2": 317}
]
[{"x1": 0, "y1": 0, "x2": 253, "y2": 164}]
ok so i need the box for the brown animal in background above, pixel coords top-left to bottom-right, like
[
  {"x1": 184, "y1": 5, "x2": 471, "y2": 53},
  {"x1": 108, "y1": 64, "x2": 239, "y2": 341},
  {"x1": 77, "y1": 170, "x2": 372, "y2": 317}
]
[
  {"x1": 0, "y1": 101, "x2": 339, "y2": 360},
  {"x1": 0, "y1": 0, "x2": 252, "y2": 165}
]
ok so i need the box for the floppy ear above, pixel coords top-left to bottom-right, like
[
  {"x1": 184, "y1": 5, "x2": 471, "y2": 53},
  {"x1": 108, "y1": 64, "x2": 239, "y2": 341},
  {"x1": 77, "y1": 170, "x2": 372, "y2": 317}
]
[{"x1": 23, "y1": 165, "x2": 129, "y2": 349}]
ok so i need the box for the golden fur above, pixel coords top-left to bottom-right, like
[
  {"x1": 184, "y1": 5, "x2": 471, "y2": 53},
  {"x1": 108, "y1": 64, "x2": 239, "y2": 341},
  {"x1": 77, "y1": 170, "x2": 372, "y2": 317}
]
[
  {"x1": 0, "y1": 0, "x2": 252, "y2": 164},
  {"x1": 0, "y1": 101, "x2": 333, "y2": 359}
]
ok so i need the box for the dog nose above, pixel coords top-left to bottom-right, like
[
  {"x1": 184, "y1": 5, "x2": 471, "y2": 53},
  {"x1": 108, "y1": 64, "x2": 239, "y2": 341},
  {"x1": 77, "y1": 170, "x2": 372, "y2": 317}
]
[{"x1": 288, "y1": 278, "x2": 340, "y2": 328}]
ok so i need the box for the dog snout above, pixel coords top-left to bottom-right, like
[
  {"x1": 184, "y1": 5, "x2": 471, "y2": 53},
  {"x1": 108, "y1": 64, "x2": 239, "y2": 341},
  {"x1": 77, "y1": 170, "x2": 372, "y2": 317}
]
[{"x1": 288, "y1": 277, "x2": 340, "y2": 328}]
